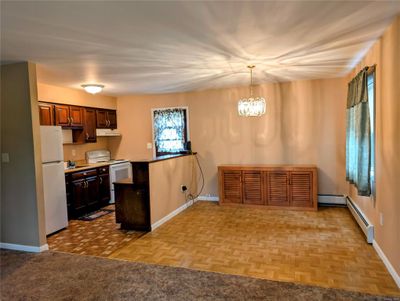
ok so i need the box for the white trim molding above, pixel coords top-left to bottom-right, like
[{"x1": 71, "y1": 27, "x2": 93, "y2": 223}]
[
  {"x1": 0, "y1": 242, "x2": 49, "y2": 253},
  {"x1": 197, "y1": 195, "x2": 219, "y2": 202},
  {"x1": 151, "y1": 199, "x2": 194, "y2": 231},
  {"x1": 373, "y1": 240, "x2": 400, "y2": 288}
]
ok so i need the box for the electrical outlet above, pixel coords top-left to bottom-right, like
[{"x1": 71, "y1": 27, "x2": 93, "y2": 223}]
[
  {"x1": 180, "y1": 185, "x2": 187, "y2": 193},
  {"x1": 71, "y1": 149, "x2": 76, "y2": 157},
  {"x1": 147, "y1": 143, "x2": 153, "y2": 149},
  {"x1": 380, "y1": 212, "x2": 384, "y2": 226}
]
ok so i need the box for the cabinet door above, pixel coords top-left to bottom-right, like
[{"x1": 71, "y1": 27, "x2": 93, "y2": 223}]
[
  {"x1": 242, "y1": 171, "x2": 264, "y2": 205},
  {"x1": 107, "y1": 110, "x2": 117, "y2": 129},
  {"x1": 85, "y1": 176, "x2": 99, "y2": 209},
  {"x1": 290, "y1": 171, "x2": 313, "y2": 207},
  {"x1": 267, "y1": 171, "x2": 290, "y2": 206},
  {"x1": 71, "y1": 179, "x2": 87, "y2": 216},
  {"x1": 98, "y1": 173, "x2": 110, "y2": 205},
  {"x1": 54, "y1": 104, "x2": 70, "y2": 127},
  {"x1": 222, "y1": 171, "x2": 242, "y2": 203},
  {"x1": 96, "y1": 110, "x2": 108, "y2": 128},
  {"x1": 38, "y1": 103, "x2": 54, "y2": 125},
  {"x1": 69, "y1": 106, "x2": 84, "y2": 127},
  {"x1": 84, "y1": 108, "x2": 97, "y2": 142}
]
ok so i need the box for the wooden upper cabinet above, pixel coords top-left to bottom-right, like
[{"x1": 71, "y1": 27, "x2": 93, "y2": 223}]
[
  {"x1": 218, "y1": 165, "x2": 317, "y2": 211},
  {"x1": 107, "y1": 110, "x2": 117, "y2": 129},
  {"x1": 290, "y1": 171, "x2": 313, "y2": 208},
  {"x1": 69, "y1": 106, "x2": 84, "y2": 127},
  {"x1": 38, "y1": 103, "x2": 54, "y2": 125},
  {"x1": 96, "y1": 109, "x2": 117, "y2": 129},
  {"x1": 54, "y1": 104, "x2": 83, "y2": 128},
  {"x1": 242, "y1": 171, "x2": 264, "y2": 205},
  {"x1": 221, "y1": 170, "x2": 242, "y2": 204},
  {"x1": 267, "y1": 171, "x2": 290, "y2": 206},
  {"x1": 96, "y1": 110, "x2": 108, "y2": 128},
  {"x1": 54, "y1": 104, "x2": 71, "y2": 127},
  {"x1": 84, "y1": 108, "x2": 97, "y2": 142}
]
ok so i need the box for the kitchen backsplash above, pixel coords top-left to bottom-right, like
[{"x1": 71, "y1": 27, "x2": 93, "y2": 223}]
[{"x1": 63, "y1": 137, "x2": 110, "y2": 162}]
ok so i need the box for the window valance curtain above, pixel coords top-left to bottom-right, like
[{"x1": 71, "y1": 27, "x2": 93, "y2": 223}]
[{"x1": 346, "y1": 67, "x2": 371, "y2": 196}]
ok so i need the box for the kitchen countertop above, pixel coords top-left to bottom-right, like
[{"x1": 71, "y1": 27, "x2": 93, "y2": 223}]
[
  {"x1": 65, "y1": 153, "x2": 196, "y2": 173},
  {"x1": 64, "y1": 162, "x2": 115, "y2": 174}
]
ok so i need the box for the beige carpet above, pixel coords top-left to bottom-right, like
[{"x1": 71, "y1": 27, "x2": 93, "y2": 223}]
[{"x1": 1, "y1": 250, "x2": 399, "y2": 301}]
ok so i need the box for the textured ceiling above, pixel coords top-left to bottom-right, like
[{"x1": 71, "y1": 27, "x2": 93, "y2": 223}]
[{"x1": 1, "y1": 1, "x2": 399, "y2": 95}]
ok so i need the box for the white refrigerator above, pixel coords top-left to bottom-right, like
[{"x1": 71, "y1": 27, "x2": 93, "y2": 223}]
[{"x1": 40, "y1": 126, "x2": 68, "y2": 235}]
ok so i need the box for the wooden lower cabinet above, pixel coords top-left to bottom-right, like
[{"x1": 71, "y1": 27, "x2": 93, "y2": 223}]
[
  {"x1": 267, "y1": 171, "x2": 290, "y2": 207},
  {"x1": 218, "y1": 165, "x2": 317, "y2": 211},
  {"x1": 242, "y1": 171, "x2": 263, "y2": 205},
  {"x1": 66, "y1": 166, "x2": 111, "y2": 219},
  {"x1": 221, "y1": 170, "x2": 242, "y2": 204}
]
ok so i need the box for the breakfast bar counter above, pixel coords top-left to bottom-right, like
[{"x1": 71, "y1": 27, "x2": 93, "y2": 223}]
[{"x1": 114, "y1": 153, "x2": 197, "y2": 231}]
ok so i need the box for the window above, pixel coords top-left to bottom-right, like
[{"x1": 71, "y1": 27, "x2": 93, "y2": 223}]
[
  {"x1": 346, "y1": 67, "x2": 374, "y2": 197},
  {"x1": 367, "y1": 71, "x2": 376, "y2": 197},
  {"x1": 152, "y1": 107, "x2": 189, "y2": 156}
]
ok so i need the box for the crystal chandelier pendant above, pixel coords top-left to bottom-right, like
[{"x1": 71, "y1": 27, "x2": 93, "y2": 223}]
[
  {"x1": 238, "y1": 97, "x2": 266, "y2": 117},
  {"x1": 238, "y1": 65, "x2": 266, "y2": 117}
]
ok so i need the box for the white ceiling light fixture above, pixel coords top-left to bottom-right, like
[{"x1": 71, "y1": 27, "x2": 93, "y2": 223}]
[
  {"x1": 238, "y1": 65, "x2": 266, "y2": 117},
  {"x1": 81, "y1": 84, "x2": 104, "y2": 94}
]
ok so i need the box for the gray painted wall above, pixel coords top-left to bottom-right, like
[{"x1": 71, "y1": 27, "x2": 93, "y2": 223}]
[{"x1": 1, "y1": 62, "x2": 46, "y2": 247}]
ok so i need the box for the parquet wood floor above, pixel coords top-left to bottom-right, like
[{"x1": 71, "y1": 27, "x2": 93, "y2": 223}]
[
  {"x1": 110, "y1": 201, "x2": 400, "y2": 296},
  {"x1": 47, "y1": 205, "x2": 145, "y2": 257}
]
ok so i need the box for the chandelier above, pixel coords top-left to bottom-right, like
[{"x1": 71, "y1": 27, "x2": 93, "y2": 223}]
[{"x1": 238, "y1": 65, "x2": 266, "y2": 117}]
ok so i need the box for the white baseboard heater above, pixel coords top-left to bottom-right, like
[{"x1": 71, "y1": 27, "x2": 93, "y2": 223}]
[
  {"x1": 318, "y1": 194, "x2": 346, "y2": 205},
  {"x1": 346, "y1": 197, "x2": 374, "y2": 244}
]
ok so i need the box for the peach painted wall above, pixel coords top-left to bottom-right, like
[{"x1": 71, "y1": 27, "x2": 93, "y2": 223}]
[
  {"x1": 347, "y1": 16, "x2": 400, "y2": 276},
  {"x1": 37, "y1": 82, "x2": 118, "y2": 161},
  {"x1": 110, "y1": 77, "x2": 348, "y2": 197},
  {"x1": 149, "y1": 155, "x2": 197, "y2": 225}
]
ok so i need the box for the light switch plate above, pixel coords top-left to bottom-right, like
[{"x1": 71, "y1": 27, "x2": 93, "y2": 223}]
[
  {"x1": 1, "y1": 153, "x2": 10, "y2": 163},
  {"x1": 147, "y1": 143, "x2": 153, "y2": 149},
  {"x1": 71, "y1": 149, "x2": 76, "y2": 157}
]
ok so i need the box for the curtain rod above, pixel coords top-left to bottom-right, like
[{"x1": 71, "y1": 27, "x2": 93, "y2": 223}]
[{"x1": 366, "y1": 64, "x2": 376, "y2": 75}]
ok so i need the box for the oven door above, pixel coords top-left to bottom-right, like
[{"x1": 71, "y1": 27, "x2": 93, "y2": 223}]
[{"x1": 109, "y1": 162, "x2": 133, "y2": 203}]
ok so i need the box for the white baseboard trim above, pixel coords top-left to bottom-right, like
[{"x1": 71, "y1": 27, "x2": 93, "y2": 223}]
[
  {"x1": 197, "y1": 195, "x2": 219, "y2": 202},
  {"x1": 373, "y1": 240, "x2": 400, "y2": 288},
  {"x1": 0, "y1": 242, "x2": 49, "y2": 253},
  {"x1": 318, "y1": 194, "x2": 346, "y2": 205},
  {"x1": 151, "y1": 199, "x2": 195, "y2": 231}
]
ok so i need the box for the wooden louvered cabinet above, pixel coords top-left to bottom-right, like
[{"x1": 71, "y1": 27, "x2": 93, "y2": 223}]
[
  {"x1": 218, "y1": 165, "x2": 317, "y2": 211},
  {"x1": 242, "y1": 171, "x2": 264, "y2": 205},
  {"x1": 267, "y1": 171, "x2": 290, "y2": 207},
  {"x1": 221, "y1": 170, "x2": 242, "y2": 204},
  {"x1": 290, "y1": 171, "x2": 313, "y2": 207}
]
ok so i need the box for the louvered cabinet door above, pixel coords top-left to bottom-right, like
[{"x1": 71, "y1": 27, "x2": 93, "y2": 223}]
[
  {"x1": 222, "y1": 171, "x2": 242, "y2": 204},
  {"x1": 267, "y1": 171, "x2": 290, "y2": 206},
  {"x1": 290, "y1": 172, "x2": 313, "y2": 207},
  {"x1": 242, "y1": 171, "x2": 264, "y2": 205}
]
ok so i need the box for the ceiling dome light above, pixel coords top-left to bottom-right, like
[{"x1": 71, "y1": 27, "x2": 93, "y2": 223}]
[
  {"x1": 81, "y1": 84, "x2": 104, "y2": 94},
  {"x1": 238, "y1": 65, "x2": 266, "y2": 117}
]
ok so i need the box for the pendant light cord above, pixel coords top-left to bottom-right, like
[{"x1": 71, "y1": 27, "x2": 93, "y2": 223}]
[{"x1": 248, "y1": 65, "x2": 255, "y2": 97}]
